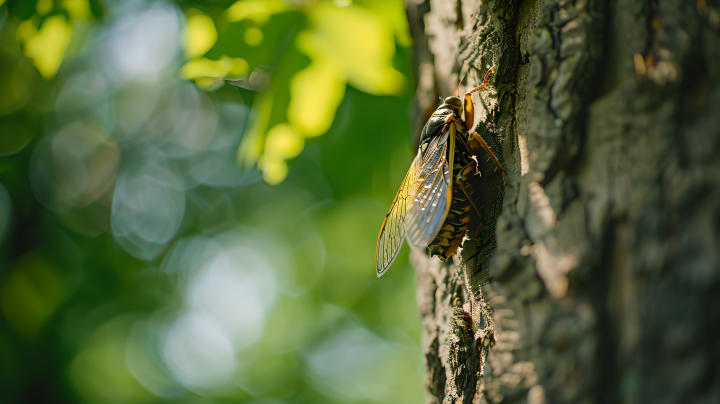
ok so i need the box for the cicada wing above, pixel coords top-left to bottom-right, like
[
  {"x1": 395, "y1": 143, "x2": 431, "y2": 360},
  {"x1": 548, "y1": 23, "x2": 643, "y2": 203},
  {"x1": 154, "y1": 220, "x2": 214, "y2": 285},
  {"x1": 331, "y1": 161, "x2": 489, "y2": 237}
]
[
  {"x1": 376, "y1": 162, "x2": 417, "y2": 277},
  {"x1": 405, "y1": 125, "x2": 454, "y2": 249},
  {"x1": 376, "y1": 129, "x2": 451, "y2": 277}
]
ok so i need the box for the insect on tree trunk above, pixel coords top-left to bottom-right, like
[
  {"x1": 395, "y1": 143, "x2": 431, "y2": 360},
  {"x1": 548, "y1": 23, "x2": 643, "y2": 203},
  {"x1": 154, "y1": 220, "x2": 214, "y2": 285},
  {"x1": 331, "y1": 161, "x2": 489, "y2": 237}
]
[{"x1": 405, "y1": 0, "x2": 720, "y2": 403}]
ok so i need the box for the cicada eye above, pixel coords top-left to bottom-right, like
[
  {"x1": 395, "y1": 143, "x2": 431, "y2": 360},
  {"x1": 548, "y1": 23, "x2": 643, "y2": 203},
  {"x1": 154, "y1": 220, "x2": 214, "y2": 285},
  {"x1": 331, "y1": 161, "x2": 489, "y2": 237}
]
[{"x1": 444, "y1": 96, "x2": 462, "y2": 108}]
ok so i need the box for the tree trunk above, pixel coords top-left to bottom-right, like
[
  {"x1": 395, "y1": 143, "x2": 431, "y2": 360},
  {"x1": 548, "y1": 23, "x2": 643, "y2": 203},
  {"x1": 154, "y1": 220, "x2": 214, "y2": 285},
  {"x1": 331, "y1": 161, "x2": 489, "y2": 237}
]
[{"x1": 406, "y1": 0, "x2": 720, "y2": 403}]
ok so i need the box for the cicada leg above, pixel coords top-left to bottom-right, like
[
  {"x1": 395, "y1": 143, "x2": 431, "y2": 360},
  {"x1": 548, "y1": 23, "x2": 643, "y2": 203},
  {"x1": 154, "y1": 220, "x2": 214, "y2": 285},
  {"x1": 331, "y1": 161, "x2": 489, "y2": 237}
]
[{"x1": 471, "y1": 132, "x2": 510, "y2": 188}]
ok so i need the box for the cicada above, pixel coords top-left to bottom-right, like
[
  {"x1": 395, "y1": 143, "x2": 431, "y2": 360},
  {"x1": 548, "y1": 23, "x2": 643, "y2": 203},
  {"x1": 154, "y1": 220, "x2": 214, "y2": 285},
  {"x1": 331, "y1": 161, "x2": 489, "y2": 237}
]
[{"x1": 376, "y1": 67, "x2": 508, "y2": 277}]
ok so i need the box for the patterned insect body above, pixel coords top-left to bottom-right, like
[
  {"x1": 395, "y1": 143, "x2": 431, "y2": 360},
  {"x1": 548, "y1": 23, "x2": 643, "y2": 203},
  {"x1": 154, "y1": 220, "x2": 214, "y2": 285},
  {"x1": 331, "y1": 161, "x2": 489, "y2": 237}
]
[
  {"x1": 420, "y1": 103, "x2": 475, "y2": 262},
  {"x1": 376, "y1": 68, "x2": 507, "y2": 277}
]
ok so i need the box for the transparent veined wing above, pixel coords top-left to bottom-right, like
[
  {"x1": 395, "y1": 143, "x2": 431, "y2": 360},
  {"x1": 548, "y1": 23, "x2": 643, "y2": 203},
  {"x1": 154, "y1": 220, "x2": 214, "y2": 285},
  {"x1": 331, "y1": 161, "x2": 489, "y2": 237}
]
[
  {"x1": 405, "y1": 124, "x2": 454, "y2": 249},
  {"x1": 376, "y1": 127, "x2": 451, "y2": 277}
]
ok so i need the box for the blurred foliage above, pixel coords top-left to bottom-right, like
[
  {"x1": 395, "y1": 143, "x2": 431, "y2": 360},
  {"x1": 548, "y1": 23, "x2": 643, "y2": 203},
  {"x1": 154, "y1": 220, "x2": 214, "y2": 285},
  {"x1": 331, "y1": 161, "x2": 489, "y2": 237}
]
[
  {"x1": 0, "y1": 1, "x2": 422, "y2": 404},
  {"x1": 183, "y1": 0, "x2": 409, "y2": 184}
]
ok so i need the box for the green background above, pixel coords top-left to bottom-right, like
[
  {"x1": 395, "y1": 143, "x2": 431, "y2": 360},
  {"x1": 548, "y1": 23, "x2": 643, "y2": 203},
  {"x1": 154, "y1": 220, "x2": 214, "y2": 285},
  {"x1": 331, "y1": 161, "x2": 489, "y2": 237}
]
[{"x1": 0, "y1": 1, "x2": 425, "y2": 403}]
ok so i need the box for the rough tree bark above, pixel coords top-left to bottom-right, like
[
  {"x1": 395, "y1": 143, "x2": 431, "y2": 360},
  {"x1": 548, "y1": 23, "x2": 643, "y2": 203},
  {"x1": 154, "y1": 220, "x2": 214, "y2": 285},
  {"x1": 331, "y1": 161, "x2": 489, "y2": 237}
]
[{"x1": 406, "y1": 0, "x2": 720, "y2": 403}]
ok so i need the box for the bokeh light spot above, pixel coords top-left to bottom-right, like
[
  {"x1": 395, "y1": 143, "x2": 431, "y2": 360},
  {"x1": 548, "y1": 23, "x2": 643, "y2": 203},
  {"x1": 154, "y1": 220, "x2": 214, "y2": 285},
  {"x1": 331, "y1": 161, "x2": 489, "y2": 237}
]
[
  {"x1": 266, "y1": 123, "x2": 304, "y2": 158},
  {"x1": 36, "y1": 0, "x2": 52, "y2": 15},
  {"x1": 69, "y1": 317, "x2": 155, "y2": 404},
  {"x1": 104, "y1": 4, "x2": 179, "y2": 82},
  {"x1": 189, "y1": 247, "x2": 276, "y2": 346},
  {"x1": 226, "y1": 0, "x2": 293, "y2": 25},
  {"x1": 184, "y1": 10, "x2": 217, "y2": 59},
  {"x1": 288, "y1": 55, "x2": 346, "y2": 137},
  {"x1": 180, "y1": 56, "x2": 249, "y2": 84},
  {"x1": 126, "y1": 319, "x2": 187, "y2": 399},
  {"x1": 244, "y1": 27, "x2": 263, "y2": 46},
  {"x1": 111, "y1": 161, "x2": 186, "y2": 260},
  {"x1": 162, "y1": 311, "x2": 235, "y2": 389},
  {"x1": 30, "y1": 121, "x2": 120, "y2": 212},
  {"x1": 20, "y1": 15, "x2": 73, "y2": 79},
  {"x1": 304, "y1": 325, "x2": 423, "y2": 402},
  {"x1": 0, "y1": 254, "x2": 66, "y2": 337},
  {"x1": 63, "y1": 0, "x2": 92, "y2": 20}
]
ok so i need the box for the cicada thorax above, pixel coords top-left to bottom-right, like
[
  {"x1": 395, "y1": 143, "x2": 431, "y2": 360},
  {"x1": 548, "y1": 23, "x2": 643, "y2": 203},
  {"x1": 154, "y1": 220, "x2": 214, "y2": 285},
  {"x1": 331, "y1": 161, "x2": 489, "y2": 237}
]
[{"x1": 428, "y1": 114, "x2": 477, "y2": 262}]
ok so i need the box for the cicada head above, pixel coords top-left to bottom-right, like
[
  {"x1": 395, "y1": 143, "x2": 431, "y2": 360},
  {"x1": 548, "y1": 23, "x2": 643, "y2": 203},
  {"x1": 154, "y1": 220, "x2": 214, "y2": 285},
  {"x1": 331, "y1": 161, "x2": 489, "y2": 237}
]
[{"x1": 443, "y1": 96, "x2": 463, "y2": 109}]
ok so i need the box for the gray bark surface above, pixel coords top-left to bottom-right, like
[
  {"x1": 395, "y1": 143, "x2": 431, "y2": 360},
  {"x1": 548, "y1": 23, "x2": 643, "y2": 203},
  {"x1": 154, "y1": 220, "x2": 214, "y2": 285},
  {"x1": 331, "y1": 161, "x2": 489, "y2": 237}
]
[{"x1": 405, "y1": 0, "x2": 720, "y2": 403}]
